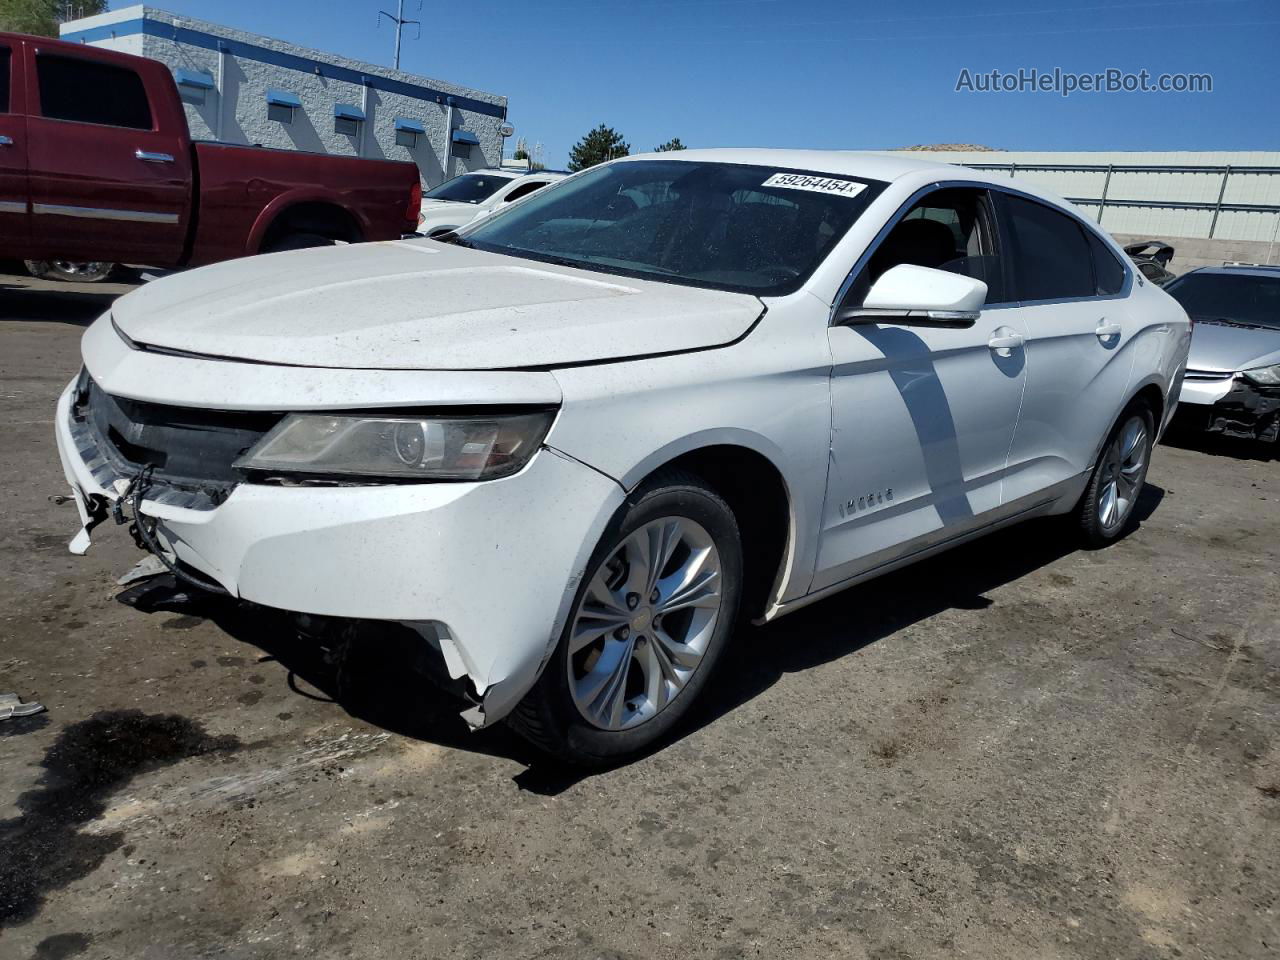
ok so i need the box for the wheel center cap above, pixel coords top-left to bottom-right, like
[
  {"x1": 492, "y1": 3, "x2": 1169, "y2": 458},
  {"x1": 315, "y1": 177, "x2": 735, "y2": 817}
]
[{"x1": 631, "y1": 608, "x2": 652, "y2": 632}]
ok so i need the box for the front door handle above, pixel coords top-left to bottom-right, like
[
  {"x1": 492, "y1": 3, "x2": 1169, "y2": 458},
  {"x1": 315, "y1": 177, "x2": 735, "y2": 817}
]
[
  {"x1": 0, "y1": 135, "x2": 13, "y2": 147},
  {"x1": 135, "y1": 149, "x2": 175, "y2": 163},
  {"x1": 1095, "y1": 321, "x2": 1123, "y2": 340},
  {"x1": 987, "y1": 331, "x2": 1024, "y2": 355}
]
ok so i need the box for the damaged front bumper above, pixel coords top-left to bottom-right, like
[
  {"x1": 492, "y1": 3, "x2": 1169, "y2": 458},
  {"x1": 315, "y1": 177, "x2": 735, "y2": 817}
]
[
  {"x1": 54, "y1": 377, "x2": 625, "y2": 727},
  {"x1": 1177, "y1": 372, "x2": 1280, "y2": 442}
]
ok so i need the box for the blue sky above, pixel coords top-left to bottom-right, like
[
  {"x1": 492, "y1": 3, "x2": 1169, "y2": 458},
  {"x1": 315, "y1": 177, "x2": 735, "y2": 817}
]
[{"x1": 140, "y1": 0, "x2": 1279, "y2": 167}]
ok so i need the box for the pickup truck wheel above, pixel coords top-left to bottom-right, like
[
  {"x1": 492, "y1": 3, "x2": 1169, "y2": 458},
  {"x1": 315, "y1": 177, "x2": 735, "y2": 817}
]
[
  {"x1": 25, "y1": 259, "x2": 115, "y2": 283},
  {"x1": 507, "y1": 469, "x2": 743, "y2": 766},
  {"x1": 262, "y1": 232, "x2": 335, "y2": 254}
]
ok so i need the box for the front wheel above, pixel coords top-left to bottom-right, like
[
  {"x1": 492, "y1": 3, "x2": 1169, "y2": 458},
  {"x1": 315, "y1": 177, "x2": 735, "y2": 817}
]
[
  {"x1": 508, "y1": 470, "x2": 742, "y2": 765},
  {"x1": 1076, "y1": 400, "x2": 1155, "y2": 547}
]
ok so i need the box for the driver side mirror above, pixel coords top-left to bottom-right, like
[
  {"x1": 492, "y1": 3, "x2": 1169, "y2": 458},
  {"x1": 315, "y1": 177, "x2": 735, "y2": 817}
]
[{"x1": 837, "y1": 264, "x2": 987, "y2": 329}]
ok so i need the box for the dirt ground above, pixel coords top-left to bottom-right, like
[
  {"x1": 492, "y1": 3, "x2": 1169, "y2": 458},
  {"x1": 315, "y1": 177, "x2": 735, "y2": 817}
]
[{"x1": 2, "y1": 269, "x2": 1277, "y2": 960}]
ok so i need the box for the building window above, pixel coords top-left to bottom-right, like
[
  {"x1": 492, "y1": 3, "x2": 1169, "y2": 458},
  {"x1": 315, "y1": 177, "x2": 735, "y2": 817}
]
[
  {"x1": 175, "y1": 68, "x2": 214, "y2": 107},
  {"x1": 394, "y1": 116, "x2": 424, "y2": 148},
  {"x1": 450, "y1": 128, "x2": 479, "y2": 160},
  {"x1": 266, "y1": 88, "x2": 301, "y2": 124},
  {"x1": 334, "y1": 103, "x2": 364, "y2": 138}
]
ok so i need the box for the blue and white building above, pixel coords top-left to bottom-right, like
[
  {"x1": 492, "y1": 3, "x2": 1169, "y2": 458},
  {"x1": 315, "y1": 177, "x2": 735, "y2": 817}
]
[{"x1": 60, "y1": 5, "x2": 510, "y2": 187}]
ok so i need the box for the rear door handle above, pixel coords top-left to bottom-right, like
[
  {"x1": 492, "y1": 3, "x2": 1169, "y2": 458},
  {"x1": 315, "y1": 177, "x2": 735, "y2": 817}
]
[
  {"x1": 135, "y1": 150, "x2": 175, "y2": 163},
  {"x1": 0, "y1": 135, "x2": 13, "y2": 146},
  {"x1": 1095, "y1": 322, "x2": 1123, "y2": 340}
]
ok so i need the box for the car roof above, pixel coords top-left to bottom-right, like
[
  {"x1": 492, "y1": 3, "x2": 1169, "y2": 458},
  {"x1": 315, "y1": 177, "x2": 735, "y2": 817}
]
[{"x1": 614, "y1": 148, "x2": 990, "y2": 183}]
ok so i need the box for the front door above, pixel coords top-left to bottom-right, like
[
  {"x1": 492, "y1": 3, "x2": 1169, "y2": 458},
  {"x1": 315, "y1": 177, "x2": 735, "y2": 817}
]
[
  {"x1": 0, "y1": 40, "x2": 30, "y2": 249},
  {"x1": 24, "y1": 47, "x2": 190, "y2": 265},
  {"x1": 814, "y1": 186, "x2": 1026, "y2": 592}
]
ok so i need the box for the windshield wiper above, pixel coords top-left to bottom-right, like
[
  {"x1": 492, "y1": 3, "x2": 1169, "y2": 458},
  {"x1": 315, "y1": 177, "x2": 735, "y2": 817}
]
[
  {"x1": 433, "y1": 231, "x2": 472, "y2": 247},
  {"x1": 1192, "y1": 316, "x2": 1268, "y2": 330}
]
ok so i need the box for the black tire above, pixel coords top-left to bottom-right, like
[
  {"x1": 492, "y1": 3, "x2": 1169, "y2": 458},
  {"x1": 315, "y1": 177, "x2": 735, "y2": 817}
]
[
  {"x1": 507, "y1": 469, "x2": 743, "y2": 765},
  {"x1": 261, "y1": 232, "x2": 335, "y2": 254},
  {"x1": 1075, "y1": 398, "x2": 1155, "y2": 548}
]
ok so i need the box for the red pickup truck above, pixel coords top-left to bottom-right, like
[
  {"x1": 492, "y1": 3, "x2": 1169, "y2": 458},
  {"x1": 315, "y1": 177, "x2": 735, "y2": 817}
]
[{"x1": 0, "y1": 32, "x2": 421, "y2": 270}]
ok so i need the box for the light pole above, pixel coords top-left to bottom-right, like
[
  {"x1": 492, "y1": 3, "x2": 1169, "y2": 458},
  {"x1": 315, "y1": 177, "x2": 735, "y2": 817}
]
[{"x1": 379, "y1": 0, "x2": 421, "y2": 71}]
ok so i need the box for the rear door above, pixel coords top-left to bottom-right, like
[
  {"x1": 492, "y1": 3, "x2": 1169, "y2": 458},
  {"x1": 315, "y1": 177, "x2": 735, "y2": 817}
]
[
  {"x1": 996, "y1": 192, "x2": 1136, "y2": 503},
  {"x1": 0, "y1": 39, "x2": 30, "y2": 248},
  {"x1": 25, "y1": 46, "x2": 191, "y2": 265}
]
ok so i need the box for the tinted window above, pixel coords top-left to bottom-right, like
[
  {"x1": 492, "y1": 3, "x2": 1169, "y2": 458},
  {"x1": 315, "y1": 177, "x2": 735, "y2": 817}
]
[
  {"x1": 37, "y1": 55, "x2": 152, "y2": 129},
  {"x1": 1166, "y1": 272, "x2": 1280, "y2": 330},
  {"x1": 459, "y1": 160, "x2": 886, "y2": 296},
  {"x1": 1087, "y1": 230, "x2": 1126, "y2": 295},
  {"x1": 503, "y1": 180, "x2": 548, "y2": 203},
  {"x1": 424, "y1": 173, "x2": 513, "y2": 204},
  {"x1": 0, "y1": 48, "x2": 10, "y2": 114},
  {"x1": 1003, "y1": 195, "x2": 1094, "y2": 301},
  {"x1": 859, "y1": 187, "x2": 1007, "y2": 304}
]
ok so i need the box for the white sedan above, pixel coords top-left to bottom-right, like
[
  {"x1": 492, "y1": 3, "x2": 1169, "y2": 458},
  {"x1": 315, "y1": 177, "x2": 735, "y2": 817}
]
[
  {"x1": 55, "y1": 149, "x2": 1190, "y2": 764},
  {"x1": 416, "y1": 169, "x2": 565, "y2": 237}
]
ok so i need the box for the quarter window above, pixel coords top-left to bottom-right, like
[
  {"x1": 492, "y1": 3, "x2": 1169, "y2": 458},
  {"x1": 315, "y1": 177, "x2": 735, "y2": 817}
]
[
  {"x1": 37, "y1": 55, "x2": 152, "y2": 129},
  {"x1": 0, "y1": 48, "x2": 10, "y2": 113},
  {"x1": 1087, "y1": 230, "x2": 1126, "y2": 295},
  {"x1": 1002, "y1": 194, "x2": 1094, "y2": 301}
]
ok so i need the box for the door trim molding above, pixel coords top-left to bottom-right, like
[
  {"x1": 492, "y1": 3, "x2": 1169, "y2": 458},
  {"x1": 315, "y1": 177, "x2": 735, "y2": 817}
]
[
  {"x1": 0, "y1": 200, "x2": 27, "y2": 214},
  {"x1": 32, "y1": 202, "x2": 178, "y2": 224}
]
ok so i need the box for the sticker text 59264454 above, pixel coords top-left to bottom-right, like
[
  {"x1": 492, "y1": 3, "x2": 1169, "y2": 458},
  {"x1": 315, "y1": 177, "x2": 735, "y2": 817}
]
[{"x1": 761, "y1": 173, "x2": 868, "y2": 198}]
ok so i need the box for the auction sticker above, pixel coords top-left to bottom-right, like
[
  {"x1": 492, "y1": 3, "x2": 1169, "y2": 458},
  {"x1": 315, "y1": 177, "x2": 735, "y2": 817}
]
[{"x1": 761, "y1": 173, "x2": 867, "y2": 197}]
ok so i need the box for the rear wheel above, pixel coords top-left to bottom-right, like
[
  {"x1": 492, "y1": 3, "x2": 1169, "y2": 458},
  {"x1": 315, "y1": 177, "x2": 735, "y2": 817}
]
[
  {"x1": 1076, "y1": 400, "x2": 1154, "y2": 547},
  {"x1": 25, "y1": 259, "x2": 115, "y2": 282},
  {"x1": 508, "y1": 471, "x2": 742, "y2": 765}
]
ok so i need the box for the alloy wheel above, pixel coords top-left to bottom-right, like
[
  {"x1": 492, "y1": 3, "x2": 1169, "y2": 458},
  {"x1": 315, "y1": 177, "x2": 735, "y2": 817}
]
[
  {"x1": 1097, "y1": 415, "x2": 1149, "y2": 531},
  {"x1": 566, "y1": 516, "x2": 723, "y2": 731}
]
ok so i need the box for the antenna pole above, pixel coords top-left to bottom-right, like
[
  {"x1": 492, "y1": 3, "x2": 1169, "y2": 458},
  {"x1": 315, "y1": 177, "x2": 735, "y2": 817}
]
[{"x1": 378, "y1": 0, "x2": 421, "y2": 71}]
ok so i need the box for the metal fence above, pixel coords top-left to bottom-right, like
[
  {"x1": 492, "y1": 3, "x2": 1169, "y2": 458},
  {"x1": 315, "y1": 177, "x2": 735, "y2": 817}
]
[{"x1": 962, "y1": 162, "x2": 1280, "y2": 247}]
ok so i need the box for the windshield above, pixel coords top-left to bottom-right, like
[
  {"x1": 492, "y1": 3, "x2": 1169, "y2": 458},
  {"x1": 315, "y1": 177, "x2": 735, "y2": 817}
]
[
  {"x1": 456, "y1": 160, "x2": 887, "y2": 296},
  {"x1": 424, "y1": 173, "x2": 513, "y2": 204},
  {"x1": 1167, "y1": 272, "x2": 1280, "y2": 330}
]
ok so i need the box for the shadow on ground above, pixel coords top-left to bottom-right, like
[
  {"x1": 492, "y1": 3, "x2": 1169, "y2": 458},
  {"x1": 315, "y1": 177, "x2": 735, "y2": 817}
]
[
  {"x1": 1, "y1": 266, "x2": 134, "y2": 327},
  {"x1": 1161, "y1": 420, "x2": 1277, "y2": 462},
  {"x1": 113, "y1": 486, "x2": 1164, "y2": 795}
]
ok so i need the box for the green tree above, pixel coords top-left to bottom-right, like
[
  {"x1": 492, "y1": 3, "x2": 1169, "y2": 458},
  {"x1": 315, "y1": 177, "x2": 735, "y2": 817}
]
[
  {"x1": 654, "y1": 138, "x2": 686, "y2": 152},
  {"x1": 0, "y1": 0, "x2": 108, "y2": 37},
  {"x1": 568, "y1": 124, "x2": 630, "y2": 172}
]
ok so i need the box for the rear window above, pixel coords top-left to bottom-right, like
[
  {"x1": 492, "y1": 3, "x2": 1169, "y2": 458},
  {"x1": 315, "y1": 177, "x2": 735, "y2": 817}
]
[
  {"x1": 1003, "y1": 194, "x2": 1094, "y2": 301},
  {"x1": 37, "y1": 54, "x2": 153, "y2": 129},
  {"x1": 1166, "y1": 272, "x2": 1280, "y2": 330},
  {"x1": 0, "y1": 48, "x2": 10, "y2": 114}
]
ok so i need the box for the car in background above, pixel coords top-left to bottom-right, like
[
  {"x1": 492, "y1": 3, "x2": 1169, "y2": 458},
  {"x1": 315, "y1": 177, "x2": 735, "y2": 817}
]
[
  {"x1": 1167, "y1": 264, "x2": 1280, "y2": 444},
  {"x1": 0, "y1": 32, "x2": 421, "y2": 271},
  {"x1": 1124, "y1": 240, "x2": 1177, "y2": 287},
  {"x1": 55, "y1": 150, "x2": 1189, "y2": 764},
  {"x1": 417, "y1": 170, "x2": 565, "y2": 237}
]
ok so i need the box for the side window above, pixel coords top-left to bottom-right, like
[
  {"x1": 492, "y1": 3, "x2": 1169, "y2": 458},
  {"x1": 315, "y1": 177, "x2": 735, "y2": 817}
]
[
  {"x1": 853, "y1": 186, "x2": 1007, "y2": 305},
  {"x1": 1086, "y1": 230, "x2": 1127, "y2": 295},
  {"x1": 0, "y1": 48, "x2": 10, "y2": 114},
  {"x1": 1002, "y1": 194, "x2": 1094, "y2": 301},
  {"x1": 36, "y1": 55, "x2": 152, "y2": 130},
  {"x1": 503, "y1": 181, "x2": 547, "y2": 203}
]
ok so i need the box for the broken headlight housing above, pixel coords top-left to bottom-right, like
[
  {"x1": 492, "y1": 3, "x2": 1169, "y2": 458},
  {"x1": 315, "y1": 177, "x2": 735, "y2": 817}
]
[
  {"x1": 234, "y1": 411, "x2": 554, "y2": 482},
  {"x1": 1242, "y1": 363, "x2": 1280, "y2": 387}
]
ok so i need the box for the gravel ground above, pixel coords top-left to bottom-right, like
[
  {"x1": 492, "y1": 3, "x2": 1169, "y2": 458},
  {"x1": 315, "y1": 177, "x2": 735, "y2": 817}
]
[{"x1": 2, "y1": 270, "x2": 1277, "y2": 960}]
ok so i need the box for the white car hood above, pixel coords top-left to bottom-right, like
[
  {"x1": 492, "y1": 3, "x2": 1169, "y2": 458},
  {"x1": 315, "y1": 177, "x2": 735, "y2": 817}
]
[{"x1": 111, "y1": 239, "x2": 763, "y2": 371}]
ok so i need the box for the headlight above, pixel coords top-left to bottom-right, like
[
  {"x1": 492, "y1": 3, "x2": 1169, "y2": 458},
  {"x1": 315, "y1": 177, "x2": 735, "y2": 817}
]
[
  {"x1": 234, "y1": 411, "x2": 554, "y2": 481},
  {"x1": 1242, "y1": 363, "x2": 1280, "y2": 387}
]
